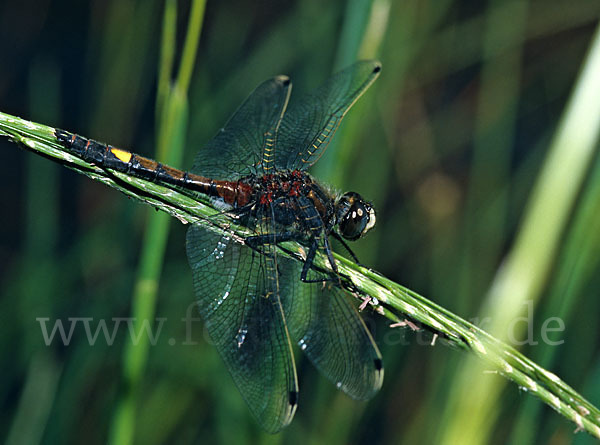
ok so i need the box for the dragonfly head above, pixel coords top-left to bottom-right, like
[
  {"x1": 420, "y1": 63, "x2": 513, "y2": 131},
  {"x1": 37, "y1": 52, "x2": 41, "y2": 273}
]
[{"x1": 335, "y1": 192, "x2": 376, "y2": 240}]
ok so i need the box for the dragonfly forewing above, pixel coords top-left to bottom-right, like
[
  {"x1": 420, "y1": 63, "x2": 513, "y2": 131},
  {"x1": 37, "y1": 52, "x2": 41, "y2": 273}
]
[
  {"x1": 275, "y1": 60, "x2": 381, "y2": 171},
  {"x1": 191, "y1": 75, "x2": 291, "y2": 180}
]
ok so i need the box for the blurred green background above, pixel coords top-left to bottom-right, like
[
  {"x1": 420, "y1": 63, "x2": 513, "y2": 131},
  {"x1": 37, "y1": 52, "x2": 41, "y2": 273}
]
[{"x1": 1, "y1": 1, "x2": 600, "y2": 444}]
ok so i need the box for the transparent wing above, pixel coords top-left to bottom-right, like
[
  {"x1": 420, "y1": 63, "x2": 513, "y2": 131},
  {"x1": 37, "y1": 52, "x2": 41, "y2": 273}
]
[
  {"x1": 274, "y1": 60, "x2": 381, "y2": 171},
  {"x1": 191, "y1": 76, "x2": 291, "y2": 180},
  {"x1": 281, "y1": 258, "x2": 384, "y2": 400},
  {"x1": 186, "y1": 223, "x2": 298, "y2": 433}
]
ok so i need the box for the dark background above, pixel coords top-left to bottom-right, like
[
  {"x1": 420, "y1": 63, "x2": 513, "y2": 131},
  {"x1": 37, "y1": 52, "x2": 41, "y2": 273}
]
[{"x1": 1, "y1": 0, "x2": 600, "y2": 443}]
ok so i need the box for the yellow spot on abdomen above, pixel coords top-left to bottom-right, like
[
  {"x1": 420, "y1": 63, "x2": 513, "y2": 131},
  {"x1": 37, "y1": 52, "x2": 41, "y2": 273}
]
[{"x1": 111, "y1": 148, "x2": 132, "y2": 163}]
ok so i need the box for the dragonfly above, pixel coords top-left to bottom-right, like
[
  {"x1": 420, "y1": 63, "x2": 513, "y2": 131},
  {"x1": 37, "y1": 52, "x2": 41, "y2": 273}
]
[{"x1": 55, "y1": 60, "x2": 383, "y2": 432}]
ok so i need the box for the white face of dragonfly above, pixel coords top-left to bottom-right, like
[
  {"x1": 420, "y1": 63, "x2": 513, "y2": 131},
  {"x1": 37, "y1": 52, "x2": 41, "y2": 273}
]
[{"x1": 363, "y1": 205, "x2": 376, "y2": 234}]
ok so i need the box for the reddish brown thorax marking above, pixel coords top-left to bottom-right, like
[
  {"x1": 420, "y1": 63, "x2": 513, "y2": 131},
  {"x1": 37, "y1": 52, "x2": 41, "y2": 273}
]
[
  {"x1": 259, "y1": 192, "x2": 273, "y2": 205},
  {"x1": 213, "y1": 170, "x2": 315, "y2": 209},
  {"x1": 217, "y1": 180, "x2": 253, "y2": 207},
  {"x1": 289, "y1": 181, "x2": 301, "y2": 196}
]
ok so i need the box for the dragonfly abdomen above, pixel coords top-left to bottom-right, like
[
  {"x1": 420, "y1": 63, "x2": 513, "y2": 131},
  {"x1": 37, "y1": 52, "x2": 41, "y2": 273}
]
[
  {"x1": 55, "y1": 129, "x2": 187, "y2": 183},
  {"x1": 55, "y1": 129, "x2": 254, "y2": 207}
]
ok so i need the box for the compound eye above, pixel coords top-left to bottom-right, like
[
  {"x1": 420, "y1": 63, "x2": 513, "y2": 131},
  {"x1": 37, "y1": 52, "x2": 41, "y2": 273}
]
[{"x1": 339, "y1": 201, "x2": 375, "y2": 240}]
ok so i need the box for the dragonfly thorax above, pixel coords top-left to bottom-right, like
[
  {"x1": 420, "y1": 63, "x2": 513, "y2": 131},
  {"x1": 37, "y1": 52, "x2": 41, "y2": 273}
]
[
  {"x1": 244, "y1": 170, "x2": 337, "y2": 232},
  {"x1": 254, "y1": 169, "x2": 309, "y2": 205},
  {"x1": 241, "y1": 171, "x2": 376, "y2": 242}
]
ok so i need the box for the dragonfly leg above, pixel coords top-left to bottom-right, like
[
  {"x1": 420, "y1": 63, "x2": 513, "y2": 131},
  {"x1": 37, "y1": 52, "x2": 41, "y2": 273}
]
[
  {"x1": 322, "y1": 235, "x2": 344, "y2": 287},
  {"x1": 323, "y1": 235, "x2": 339, "y2": 270},
  {"x1": 331, "y1": 231, "x2": 361, "y2": 264},
  {"x1": 300, "y1": 236, "x2": 341, "y2": 284},
  {"x1": 300, "y1": 237, "x2": 321, "y2": 282}
]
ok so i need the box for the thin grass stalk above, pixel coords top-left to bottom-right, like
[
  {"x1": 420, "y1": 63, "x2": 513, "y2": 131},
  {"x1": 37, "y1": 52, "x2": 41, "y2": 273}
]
[
  {"x1": 155, "y1": 0, "x2": 177, "y2": 128},
  {"x1": 108, "y1": 2, "x2": 206, "y2": 444}
]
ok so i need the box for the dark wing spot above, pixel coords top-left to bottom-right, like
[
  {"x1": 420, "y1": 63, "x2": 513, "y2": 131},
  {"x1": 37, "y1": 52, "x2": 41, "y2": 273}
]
[
  {"x1": 289, "y1": 391, "x2": 298, "y2": 406},
  {"x1": 373, "y1": 65, "x2": 381, "y2": 73},
  {"x1": 374, "y1": 358, "x2": 383, "y2": 371}
]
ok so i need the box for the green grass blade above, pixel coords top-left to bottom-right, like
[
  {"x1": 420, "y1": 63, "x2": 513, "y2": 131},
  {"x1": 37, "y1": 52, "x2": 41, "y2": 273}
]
[
  {"x1": 2, "y1": 108, "x2": 600, "y2": 439},
  {"x1": 108, "y1": 2, "x2": 206, "y2": 444}
]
